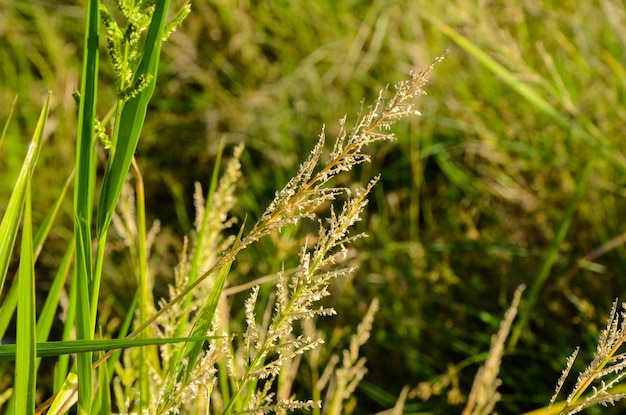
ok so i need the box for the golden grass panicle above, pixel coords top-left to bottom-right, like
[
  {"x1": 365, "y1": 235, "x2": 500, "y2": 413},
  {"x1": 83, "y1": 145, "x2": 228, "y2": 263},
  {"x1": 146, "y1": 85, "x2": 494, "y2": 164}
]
[
  {"x1": 191, "y1": 143, "x2": 244, "y2": 281},
  {"x1": 230, "y1": 181, "x2": 380, "y2": 412},
  {"x1": 247, "y1": 53, "x2": 447, "y2": 248},
  {"x1": 121, "y1": 54, "x2": 445, "y2": 413},
  {"x1": 462, "y1": 284, "x2": 525, "y2": 415},
  {"x1": 321, "y1": 298, "x2": 379, "y2": 415},
  {"x1": 548, "y1": 299, "x2": 626, "y2": 414}
]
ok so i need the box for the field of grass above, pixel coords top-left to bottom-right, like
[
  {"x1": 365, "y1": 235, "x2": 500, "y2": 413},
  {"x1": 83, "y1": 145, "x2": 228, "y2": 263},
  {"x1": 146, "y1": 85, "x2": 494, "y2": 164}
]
[{"x1": 2, "y1": 0, "x2": 626, "y2": 413}]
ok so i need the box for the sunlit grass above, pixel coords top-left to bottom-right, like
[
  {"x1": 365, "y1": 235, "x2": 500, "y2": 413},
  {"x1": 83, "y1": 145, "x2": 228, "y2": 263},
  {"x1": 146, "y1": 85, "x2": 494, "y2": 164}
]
[{"x1": 1, "y1": 0, "x2": 626, "y2": 414}]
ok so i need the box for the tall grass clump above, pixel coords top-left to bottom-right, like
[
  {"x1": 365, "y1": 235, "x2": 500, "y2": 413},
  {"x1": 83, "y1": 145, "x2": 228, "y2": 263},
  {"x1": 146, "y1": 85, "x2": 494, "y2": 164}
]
[
  {"x1": 0, "y1": 0, "x2": 451, "y2": 413},
  {"x1": 5, "y1": 0, "x2": 626, "y2": 414}
]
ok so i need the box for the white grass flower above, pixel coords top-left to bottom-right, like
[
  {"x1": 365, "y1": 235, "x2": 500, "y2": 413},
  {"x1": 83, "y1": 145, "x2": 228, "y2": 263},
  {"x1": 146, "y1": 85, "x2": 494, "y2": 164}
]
[
  {"x1": 122, "y1": 54, "x2": 445, "y2": 414},
  {"x1": 462, "y1": 284, "x2": 525, "y2": 415},
  {"x1": 549, "y1": 300, "x2": 626, "y2": 414}
]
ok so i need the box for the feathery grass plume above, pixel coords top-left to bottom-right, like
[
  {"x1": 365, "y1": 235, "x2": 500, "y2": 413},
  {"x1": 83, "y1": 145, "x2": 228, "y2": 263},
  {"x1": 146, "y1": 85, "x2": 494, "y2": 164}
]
[
  {"x1": 140, "y1": 145, "x2": 244, "y2": 414},
  {"x1": 217, "y1": 179, "x2": 379, "y2": 414},
  {"x1": 145, "y1": 53, "x2": 448, "y2": 317},
  {"x1": 548, "y1": 347, "x2": 580, "y2": 413},
  {"x1": 114, "y1": 53, "x2": 445, "y2": 413},
  {"x1": 109, "y1": 168, "x2": 163, "y2": 410},
  {"x1": 322, "y1": 298, "x2": 380, "y2": 415},
  {"x1": 547, "y1": 299, "x2": 626, "y2": 414},
  {"x1": 462, "y1": 284, "x2": 525, "y2": 415},
  {"x1": 241, "y1": 51, "x2": 449, "y2": 250},
  {"x1": 190, "y1": 143, "x2": 245, "y2": 284}
]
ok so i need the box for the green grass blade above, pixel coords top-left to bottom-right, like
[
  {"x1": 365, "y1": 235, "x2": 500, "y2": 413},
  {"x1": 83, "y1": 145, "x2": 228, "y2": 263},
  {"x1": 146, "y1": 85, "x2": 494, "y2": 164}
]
[
  {"x1": 0, "y1": 92, "x2": 50, "y2": 297},
  {"x1": 162, "y1": 174, "x2": 192, "y2": 233},
  {"x1": 0, "y1": 96, "x2": 18, "y2": 149},
  {"x1": 179, "y1": 226, "x2": 242, "y2": 384},
  {"x1": 33, "y1": 170, "x2": 74, "y2": 258},
  {"x1": 430, "y1": 17, "x2": 626, "y2": 172},
  {"x1": 0, "y1": 280, "x2": 17, "y2": 342},
  {"x1": 97, "y1": 349, "x2": 111, "y2": 415},
  {"x1": 175, "y1": 140, "x2": 226, "y2": 334},
  {"x1": 185, "y1": 259, "x2": 233, "y2": 383},
  {"x1": 96, "y1": 0, "x2": 171, "y2": 238},
  {"x1": 106, "y1": 288, "x2": 138, "y2": 377},
  {"x1": 0, "y1": 170, "x2": 73, "y2": 344},
  {"x1": 14, "y1": 176, "x2": 36, "y2": 414},
  {"x1": 5, "y1": 241, "x2": 75, "y2": 413},
  {"x1": 509, "y1": 149, "x2": 601, "y2": 348},
  {"x1": 131, "y1": 158, "x2": 154, "y2": 412},
  {"x1": 54, "y1": 249, "x2": 78, "y2": 392},
  {"x1": 33, "y1": 171, "x2": 75, "y2": 345},
  {"x1": 73, "y1": 0, "x2": 100, "y2": 411},
  {"x1": 46, "y1": 373, "x2": 78, "y2": 415},
  {"x1": 36, "y1": 240, "x2": 74, "y2": 343},
  {"x1": 72, "y1": 229, "x2": 94, "y2": 415},
  {"x1": 189, "y1": 140, "x2": 225, "y2": 285},
  {"x1": 435, "y1": 19, "x2": 570, "y2": 124},
  {"x1": 0, "y1": 336, "x2": 219, "y2": 360}
]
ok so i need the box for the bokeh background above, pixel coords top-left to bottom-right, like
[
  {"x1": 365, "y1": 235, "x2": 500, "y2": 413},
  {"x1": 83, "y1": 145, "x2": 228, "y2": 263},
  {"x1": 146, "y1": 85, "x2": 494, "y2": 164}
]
[{"x1": 2, "y1": 0, "x2": 626, "y2": 413}]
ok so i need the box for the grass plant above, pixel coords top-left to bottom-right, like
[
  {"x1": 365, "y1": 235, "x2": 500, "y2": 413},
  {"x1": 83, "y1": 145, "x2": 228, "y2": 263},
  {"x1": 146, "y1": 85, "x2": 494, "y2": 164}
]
[
  {"x1": 2, "y1": 0, "x2": 626, "y2": 414},
  {"x1": 3, "y1": 0, "x2": 445, "y2": 412}
]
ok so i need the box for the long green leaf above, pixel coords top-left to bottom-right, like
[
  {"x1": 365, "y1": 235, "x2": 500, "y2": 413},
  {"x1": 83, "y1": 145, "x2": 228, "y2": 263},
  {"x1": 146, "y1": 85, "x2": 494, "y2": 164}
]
[
  {"x1": 185, "y1": 259, "x2": 233, "y2": 382},
  {"x1": 72, "y1": 226, "x2": 94, "y2": 415},
  {"x1": 509, "y1": 149, "x2": 600, "y2": 347},
  {"x1": 0, "y1": 92, "x2": 50, "y2": 298},
  {"x1": 73, "y1": 0, "x2": 99, "y2": 412},
  {"x1": 180, "y1": 226, "x2": 243, "y2": 384},
  {"x1": 32, "y1": 335, "x2": 219, "y2": 415},
  {"x1": 189, "y1": 140, "x2": 225, "y2": 285},
  {"x1": 0, "y1": 336, "x2": 219, "y2": 360},
  {"x1": 97, "y1": 349, "x2": 111, "y2": 415},
  {"x1": 34, "y1": 170, "x2": 75, "y2": 259},
  {"x1": 31, "y1": 172, "x2": 76, "y2": 353},
  {"x1": 14, "y1": 175, "x2": 36, "y2": 414},
  {"x1": 52, "y1": 259, "x2": 79, "y2": 408},
  {"x1": 131, "y1": 158, "x2": 154, "y2": 412},
  {"x1": 96, "y1": 0, "x2": 171, "y2": 237},
  {"x1": 177, "y1": 140, "x2": 225, "y2": 336},
  {"x1": 430, "y1": 17, "x2": 626, "y2": 172},
  {"x1": 36, "y1": 241, "x2": 74, "y2": 343},
  {"x1": 0, "y1": 170, "x2": 74, "y2": 344},
  {"x1": 0, "y1": 96, "x2": 18, "y2": 149}
]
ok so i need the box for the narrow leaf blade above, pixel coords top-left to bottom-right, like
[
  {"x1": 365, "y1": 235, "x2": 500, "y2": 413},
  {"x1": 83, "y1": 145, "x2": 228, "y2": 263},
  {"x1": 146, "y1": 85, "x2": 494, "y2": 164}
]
[
  {"x1": 14, "y1": 176, "x2": 36, "y2": 413},
  {"x1": 0, "y1": 93, "x2": 50, "y2": 296},
  {"x1": 96, "y1": 0, "x2": 171, "y2": 237}
]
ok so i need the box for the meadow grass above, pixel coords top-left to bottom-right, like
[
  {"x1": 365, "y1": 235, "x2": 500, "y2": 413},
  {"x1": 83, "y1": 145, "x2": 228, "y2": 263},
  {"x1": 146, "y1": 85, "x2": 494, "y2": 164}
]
[{"x1": 2, "y1": 0, "x2": 626, "y2": 414}]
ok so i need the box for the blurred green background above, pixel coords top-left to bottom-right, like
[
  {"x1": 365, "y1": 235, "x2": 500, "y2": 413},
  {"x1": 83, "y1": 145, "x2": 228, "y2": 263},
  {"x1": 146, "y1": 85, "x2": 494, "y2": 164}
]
[{"x1": 2, "y1": 0, "x2": 626, "y2": 413}]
